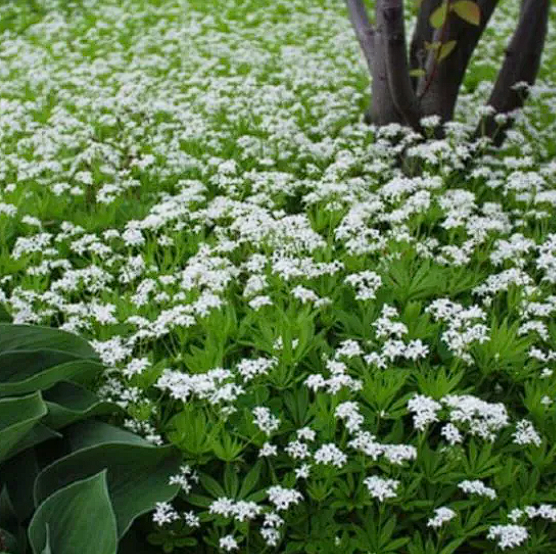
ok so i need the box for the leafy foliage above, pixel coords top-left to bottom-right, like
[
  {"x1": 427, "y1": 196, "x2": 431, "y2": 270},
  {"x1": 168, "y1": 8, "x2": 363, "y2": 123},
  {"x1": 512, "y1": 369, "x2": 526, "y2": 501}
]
[{"x1": 0, "y1": 324, "x2": 181, "y2": 553}]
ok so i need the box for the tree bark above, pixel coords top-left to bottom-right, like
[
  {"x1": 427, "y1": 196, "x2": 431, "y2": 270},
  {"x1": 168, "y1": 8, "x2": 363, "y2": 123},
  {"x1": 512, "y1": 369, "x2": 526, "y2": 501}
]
[
  {"x1": 480, "y1": 0, "x2": 550, "y2": 145},
  {"x1": 418, "y1": 0, "x2": 499, "y2": 121},
  {"x1": 378, "y1": 0, "x2": 423, "y2": 130},
  {"x1": 344, "y1": 0, "x2": 404, "y2": 125},
  {"x1": 344, "y1": 0, "x2": 376, "y2": 72}
]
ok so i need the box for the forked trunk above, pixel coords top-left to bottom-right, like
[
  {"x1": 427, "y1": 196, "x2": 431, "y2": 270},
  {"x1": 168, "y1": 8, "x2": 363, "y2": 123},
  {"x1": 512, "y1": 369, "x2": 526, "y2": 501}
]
[{"x1": 344, "y1": 0, "x2": 550, "y2": 146}]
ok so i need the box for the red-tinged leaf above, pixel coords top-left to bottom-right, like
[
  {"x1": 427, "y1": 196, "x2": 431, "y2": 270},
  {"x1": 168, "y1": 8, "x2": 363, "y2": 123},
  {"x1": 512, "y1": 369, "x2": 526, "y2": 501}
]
[
  {"x1": 429, "y1": 2, "x2": 448, "y2": 28},
  {"x1": 438, "y1": 40, "x2": 457, "y2": 61},
  {"x1": 451, "y1": 0, "x2": 481, "y2": 25}
]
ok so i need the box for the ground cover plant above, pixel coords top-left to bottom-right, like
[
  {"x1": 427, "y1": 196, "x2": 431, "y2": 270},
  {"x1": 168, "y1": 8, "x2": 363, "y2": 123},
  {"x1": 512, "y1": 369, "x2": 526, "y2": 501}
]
[{"x1": 0, "y1": 0, "x2": 556, "y2": 552}]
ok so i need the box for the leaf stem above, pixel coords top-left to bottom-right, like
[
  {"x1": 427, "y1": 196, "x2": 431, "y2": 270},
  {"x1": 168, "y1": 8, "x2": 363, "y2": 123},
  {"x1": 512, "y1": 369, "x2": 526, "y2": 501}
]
[{"x1": 418, "y1": 0, "x2": 453, "y2": 100}]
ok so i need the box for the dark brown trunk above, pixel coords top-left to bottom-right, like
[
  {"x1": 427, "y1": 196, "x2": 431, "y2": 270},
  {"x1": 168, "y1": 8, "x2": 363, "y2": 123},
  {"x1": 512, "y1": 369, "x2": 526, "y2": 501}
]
[
  {"x1": 418, "y1": 0, "x2": 500, "y2": 121},
  {"x1": 480, "y1": 0, "x2": 550, "y2": 145}
]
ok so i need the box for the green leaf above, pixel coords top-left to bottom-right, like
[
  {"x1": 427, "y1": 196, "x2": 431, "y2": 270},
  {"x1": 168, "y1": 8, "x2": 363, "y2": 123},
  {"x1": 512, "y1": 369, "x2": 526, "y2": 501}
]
[
  {"x1": 2, "y1": 449, "x2": 40, "y2": 522},
  {"x1": 64, "y1": 420, "x2": 150, "y2": 451},
  {"x1": 199, "y1": 473, "x2": 226, "y2": 499},
  {"x1": 429, "y1": 2, "x2": 448, "y2": 28},
  {"x1": 41, "y1": 526, "x2": 52, "y2": 554},
  {"x1": 239, "y1": 460, "x2": 262, "y2": 499},
  {"x1": 0, "y1": 352, "x2": 103, "y2": 396},
  {"x1": 0, "y1": 391, "x2": 47, "y2": 463},
  {"x1": 409, "y1": 68, "x2": 426, "y2": 78},
  {"x1": 43, "y1": 381, "x2": 119, "y2": 430},
  {"x1": 34, "y1": 443, "x2": 181, "y2": 538},
  {"x1": 7, "y1": 423, "x2": 61, "y2": 460},
  {"x1": 0, "y1": 304, "x2": 11, "y2": 322},
  {"x1": 438, "y1": 40, "x2": 457, "y2": 61},
  {"x1": 0, "y1": 324, "x2": 97, "y2": 359},
  {"x1": 28, "y1": 471, "x2": 118, "y2": 554},
  {"x1": 451, "y1": 0, "x2": 481, "y2": 25}
]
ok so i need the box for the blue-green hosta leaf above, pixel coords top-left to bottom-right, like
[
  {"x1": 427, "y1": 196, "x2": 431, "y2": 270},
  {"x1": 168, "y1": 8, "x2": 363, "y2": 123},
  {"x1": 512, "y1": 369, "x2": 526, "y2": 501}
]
[
  {"x1": 5, "y1": 423, "x2": 61, "y2": 460},
  {"x1": 0, "y1": 392, "x2": 47, "y2": 463},
  {"x1": 0, "y1": 351, "x2": 103, "y2": 396},
  {"x1": 0, "y1": 324, "x2": 97, "y2": 359},
  {"x1": 64, "y1": 420, "x2": 150, "y2": 451},
  {"x1": 34, "y1": 442, "x2": 181, "y2": 537},
  {"x1": 42, "y1": 381, "x2": 120, "y2": 430},
  {"x1": 28, "y1": 471, "x2": 117, "y2": 554}
]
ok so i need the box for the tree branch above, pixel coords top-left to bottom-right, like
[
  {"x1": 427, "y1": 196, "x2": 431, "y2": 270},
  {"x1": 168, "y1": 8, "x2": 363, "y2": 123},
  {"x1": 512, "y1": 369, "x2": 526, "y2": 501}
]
[
  {"x1": 344, "y1": 0, "x2": 376, "y2": 71},
  {"x1": 479, "y1": 0, "x2": 550, "y2": 145},
  {"x1": 409, "y1": 0, "x2": 442, "y2": 89},
  {"x1": 377, "y1": 0, "x2": 423, "y2": 131}
]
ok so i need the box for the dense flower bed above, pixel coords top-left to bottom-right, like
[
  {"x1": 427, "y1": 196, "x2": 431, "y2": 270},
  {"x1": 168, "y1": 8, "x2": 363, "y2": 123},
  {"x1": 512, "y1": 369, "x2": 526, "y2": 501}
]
[{"x1": 1, "y1": 0, "x2": 556, "y2": 551}]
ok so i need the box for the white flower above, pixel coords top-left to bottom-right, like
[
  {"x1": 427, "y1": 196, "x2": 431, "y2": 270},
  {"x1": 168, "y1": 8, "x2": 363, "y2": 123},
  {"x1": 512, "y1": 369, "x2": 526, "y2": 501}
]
[
  {"x1": 152, "y1": 502, "x2": 179, "y2": 526},
  {"x1": 335, "y1": 401, "x2": 364, "y2": 433},
  {"x1": 458, "y1": 480, "x2": 497, "y2": 500},
  {"x1": 261, "y1": 527, "x2": 281, "y2": 547},
  {"x1": 183, "y1": 511, "x2": 200, "y2": 528},
  {"x1": 513, "y1": 419, "x2": 542, "y2": 446},
  {"x1": 294, "y1": 463, "x2": 311, "y2": 480},
  {"x1": 296, "y1": 427, "x2": 316, "y2": 441},
  {"x1": 219, "y1": 534, "x2": 238, "y2": 552},
  {"x1": 285, "y1": 440, "x2": 311, "y2": 460},
  {"x1": 259, "y1": 442, "x2": 278, "y2": 457},
  {"x1": 313, "y1": 443, "x2": 347, "y2": 468},
  {"x1": 252, "y1": 406, "x2": 281, "y2": 436},
  {"x1": 345, "y1": 270, "x2": 382, "y2": 300},
  {"x1": 487, "y1": 525, "x2": 528, "y2": 550},
  {"x1": 364, "y1": 476, "x2": 400, "y2": 501},
  {"x1": 441, "y1": 423, "x2": 463, "y2": 445},
  {"x1": 427, "y1": 507, "x2": 456, "y2": 529},
  {"x1": 407, "y1": 394, "x2": 442, "y2": 431},
  {"x1": 168, "y1": 465, "x2": 199, "y2": 493},
  {"x1": 267, "y1": 486, "x2": 303, "y2": 511}
]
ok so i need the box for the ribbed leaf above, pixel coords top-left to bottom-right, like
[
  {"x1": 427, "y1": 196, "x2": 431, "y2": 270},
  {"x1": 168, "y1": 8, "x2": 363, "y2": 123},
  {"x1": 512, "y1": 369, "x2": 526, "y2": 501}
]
[
  {"x1": 43, "y1": 381, "x2": 119, "y2": 430},
  {"x1": 34, "y1": 443, "x2": 181, "y2": 537},
  {"x1": 0, "y1": 324, "x2": 97, "y2": 359},
  {"x1": 2, "y1": 449, "x2": 40, "y2": 522},
  {"x1": 0, "y1": 351, "x2": 103, "y2": 396},
  {"x1": 64, "y1": 420, "x2": 150, "y2": 451},
  {"x1": 0, "y1": 392, "x2": 47, "y2": 462},
  {"x1": 28, "y1": 471, "x2": 117, "y2": 554}
]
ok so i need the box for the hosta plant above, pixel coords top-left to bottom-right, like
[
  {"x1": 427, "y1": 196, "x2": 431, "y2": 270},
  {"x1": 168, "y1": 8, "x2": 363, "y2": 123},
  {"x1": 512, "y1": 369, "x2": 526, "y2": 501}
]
[{"x1": 0, "y1": 323, "x2": 182, "y2": 554}]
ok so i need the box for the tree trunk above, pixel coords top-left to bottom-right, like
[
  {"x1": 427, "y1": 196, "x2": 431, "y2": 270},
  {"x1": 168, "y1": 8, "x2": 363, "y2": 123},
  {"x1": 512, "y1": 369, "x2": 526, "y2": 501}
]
[
  {"x1": 345, "y1": 0, "x2": 550, "y2": 149},
  {"x1": 480, "y1": 0, "x2": 550, "y2": 145},
  {"x1": 417, "y1": 0, "x2": 500, "y2": 121}
]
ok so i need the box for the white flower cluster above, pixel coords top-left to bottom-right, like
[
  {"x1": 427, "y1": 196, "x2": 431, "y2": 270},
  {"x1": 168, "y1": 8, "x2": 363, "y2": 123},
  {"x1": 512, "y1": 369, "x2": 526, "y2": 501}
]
[
  {"x1": 363, "y1": 476, "x2": 400, "y2": 502},
  {"x1": 427, "y1": 507, "x2": 457, "y2": 529},
  {"x1": 458, "y1": 480, "x2": 497, "y2": 500},
  {"x1": 408, "y1": 394, "x2": 510, "y2": 441},
  {"x1": 427, "y1": 299, "x2": 490, "y2": 363},
  {"x1": 266, "y1": 486, "x2": 303, "y2": 511},
  {"x1": 487, "y1": 525, "x2": 528, "y2": 550},
  {"x1": 209, "y1": 498, "x2": 262, "y2": 522},
  {"x1": 252, "y1": 406, "x2": 281, "y2": 436}
]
